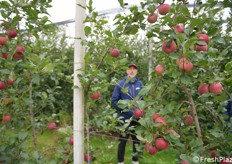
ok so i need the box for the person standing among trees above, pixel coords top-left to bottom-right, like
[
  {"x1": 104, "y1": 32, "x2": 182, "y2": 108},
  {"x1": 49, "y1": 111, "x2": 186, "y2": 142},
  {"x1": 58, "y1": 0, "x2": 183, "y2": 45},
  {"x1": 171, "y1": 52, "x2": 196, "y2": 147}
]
[{"x1": 111, "y1": 63, "x2": 144, "y2": 164}]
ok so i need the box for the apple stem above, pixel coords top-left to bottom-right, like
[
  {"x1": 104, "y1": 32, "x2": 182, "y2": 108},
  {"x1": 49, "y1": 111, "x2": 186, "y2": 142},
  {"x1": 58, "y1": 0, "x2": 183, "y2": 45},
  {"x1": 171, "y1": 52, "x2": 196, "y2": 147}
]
[{"x1": 182, "y1": 85, "x2": 202, "y2": 138}]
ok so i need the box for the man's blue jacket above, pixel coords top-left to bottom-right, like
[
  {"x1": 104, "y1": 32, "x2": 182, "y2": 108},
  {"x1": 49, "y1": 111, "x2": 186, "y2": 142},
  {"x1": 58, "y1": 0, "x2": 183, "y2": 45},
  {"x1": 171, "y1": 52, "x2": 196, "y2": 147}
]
[{"x1": 111, "y1": 77, "x2": 143, "y2": 121}]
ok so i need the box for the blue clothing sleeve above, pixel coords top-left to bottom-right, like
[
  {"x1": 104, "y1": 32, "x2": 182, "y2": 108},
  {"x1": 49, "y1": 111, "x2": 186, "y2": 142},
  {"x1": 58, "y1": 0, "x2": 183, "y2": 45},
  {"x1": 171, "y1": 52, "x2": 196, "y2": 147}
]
[{"x1": 111, "y1": 84, "x2": 123, "y2": 113}]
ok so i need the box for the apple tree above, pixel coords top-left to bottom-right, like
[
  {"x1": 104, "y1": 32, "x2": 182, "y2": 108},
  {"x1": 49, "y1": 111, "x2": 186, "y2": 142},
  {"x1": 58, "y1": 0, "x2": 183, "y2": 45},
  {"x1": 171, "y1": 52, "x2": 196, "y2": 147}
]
[
  {"x1": 0, "y1": 0, "x2": 73, "y2": 163},
  {"x1": 78, "y1": 0, "x2": 232, "y2": 163}
]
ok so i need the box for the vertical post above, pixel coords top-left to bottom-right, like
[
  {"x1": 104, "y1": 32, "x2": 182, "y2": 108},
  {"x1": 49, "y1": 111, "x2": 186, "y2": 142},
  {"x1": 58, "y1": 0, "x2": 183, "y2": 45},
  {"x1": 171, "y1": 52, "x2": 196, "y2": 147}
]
[{"x1": 74, "y1": 0, "x2": 86, "y2": 163}]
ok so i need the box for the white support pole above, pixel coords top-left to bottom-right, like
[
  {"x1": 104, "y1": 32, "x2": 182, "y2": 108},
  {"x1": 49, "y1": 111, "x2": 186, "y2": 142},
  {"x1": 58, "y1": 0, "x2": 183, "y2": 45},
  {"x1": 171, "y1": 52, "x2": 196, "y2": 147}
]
[{"x1": 74, "y1": 0, "x2": 86, "y2": 163}]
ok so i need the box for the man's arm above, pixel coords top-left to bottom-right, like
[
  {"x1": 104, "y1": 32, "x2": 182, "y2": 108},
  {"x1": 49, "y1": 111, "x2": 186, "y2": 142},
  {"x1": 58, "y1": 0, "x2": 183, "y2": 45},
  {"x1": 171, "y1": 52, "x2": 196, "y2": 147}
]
[{"x1": 111, "y1": 84, "x2": 123, "y2": 113}]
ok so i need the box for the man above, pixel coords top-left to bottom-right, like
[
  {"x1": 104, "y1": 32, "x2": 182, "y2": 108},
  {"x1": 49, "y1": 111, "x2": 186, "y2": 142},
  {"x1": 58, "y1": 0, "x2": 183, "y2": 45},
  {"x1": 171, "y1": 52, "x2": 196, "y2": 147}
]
[{"x1": 111, "y1": 63, "x2": 143, "y2": 164}]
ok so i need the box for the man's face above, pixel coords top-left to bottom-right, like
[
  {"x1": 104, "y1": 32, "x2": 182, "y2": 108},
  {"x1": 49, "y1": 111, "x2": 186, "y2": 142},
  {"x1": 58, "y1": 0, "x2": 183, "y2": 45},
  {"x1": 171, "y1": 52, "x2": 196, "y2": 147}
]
[{"x1": 127, "y1": 66, "x2": 138, "y2": 78}]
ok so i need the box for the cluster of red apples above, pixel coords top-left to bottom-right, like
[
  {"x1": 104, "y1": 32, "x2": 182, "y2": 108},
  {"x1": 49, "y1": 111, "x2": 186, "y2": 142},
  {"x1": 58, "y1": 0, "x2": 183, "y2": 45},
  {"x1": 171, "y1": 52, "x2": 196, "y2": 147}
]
[
  {"x1": 133, "y1": 110, "x2": 194, "y2": 156},
  {"x1": 0, "y1": 25, "x2": 26, "y2": 122},
  {"x1": 0, "y1": 28, "x2": 25, "y2": 60},
  {"x1": 147, "y1": 3, "x2": 223, "y2": 95}
]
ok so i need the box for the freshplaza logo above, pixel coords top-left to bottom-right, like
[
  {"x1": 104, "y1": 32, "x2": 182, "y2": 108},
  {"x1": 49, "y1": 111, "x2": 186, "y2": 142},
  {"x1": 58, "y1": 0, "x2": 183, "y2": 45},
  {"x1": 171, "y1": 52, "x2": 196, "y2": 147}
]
[{"x1": 193, "y1": 156, "x2": 232, "y2": 163}]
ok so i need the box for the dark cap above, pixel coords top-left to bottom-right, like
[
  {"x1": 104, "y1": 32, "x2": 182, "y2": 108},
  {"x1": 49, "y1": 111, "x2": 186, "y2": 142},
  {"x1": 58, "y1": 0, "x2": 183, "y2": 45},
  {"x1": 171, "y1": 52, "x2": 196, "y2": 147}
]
[{"x1": 128, "y1": 63, "x2": 137, "y2": 69}]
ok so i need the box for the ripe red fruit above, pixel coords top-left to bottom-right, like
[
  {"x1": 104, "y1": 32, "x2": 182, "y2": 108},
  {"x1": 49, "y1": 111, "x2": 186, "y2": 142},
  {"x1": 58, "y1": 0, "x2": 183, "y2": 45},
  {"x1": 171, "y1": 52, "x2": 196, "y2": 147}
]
[
  {"x1": 0, "y1": 37, "x2": 7, "y2": 45},
  {"x1": 174, "y1": 24, "x2": 184, "y2": 33},
  {"x1": 110, "y1": 49, "x2": 120, "y2": 57},
  {"x1": 209, "y1": 83, "x2": 222, "y2": 94},
  {"x1": 13, "y1": 52, "x2": 24, "y2": 59},
  {"x1": 7, "y1": 79, "x2": 14, "y2": 85},
  {"x1": 183, "y1": 115, "x2": 193, "y2": 125},
  {"x1": 155, "y1": 64, "x2": 165, "y2": 75},
  {"x1": 47, "y1": 122, "x2": 57, "y2": 130},
  {"x1": 7, "y1": 29, "x2": 17, "y2": 38},
  {"x1": 197, "y1": 33, "x2": 210, "y2": 44},
  {"x1": 90, "y1": 92, "x2": 100, "y2": 100},
  {"x1": 2, "y1": 97, "x2": 12, "y2": 105},
  {"x1": 145, "y1": 143, "x2": 158, "y2": 155},
  {"x1": 155, "y1": 137, "x2": 169, "y2": 150},
  {"x1": 155, "y1": 117, "x2": 167, "y2": 130},
  {"x1": 198, "y1": 83, "x2": 209, "y2": 95},
  {"x1": 181, "y1": 160, "x2": 191, "y2": 164},
  {"x1": 196, "y1": 45, "x2": 208, "y2": 52},
  {"x1": 176, "y1": 57, "x2": 188, "y2": 65},
  {"x1": 158, "y1": 4, "x2": 171, "y2": 15},
  {"x1": 134, "y1": 109, "x2": 145, "y2": 118},
  {"x1": 162, "y1": 40, "x2": 177, "y2": 54},
  {"x1": 0, "y1": 81, "x2": 6, "y2": 90},
  {"x1": 147, "y1": 13, "x2": 158, "y2": 23},
  {"x1": 178, "y1": 61, "x2": 194, "y2": 73},
  {"x1": 152, "y1": 113, "x2": 161, "y2": 122},
  {"x1": 16, "y1": 45, "x2": 25, "y2": 53},
  {"x1": 69, "y1": 136, "x2": 73, "y2": 145},
  {"x1": 1, "y1": 51, "x2": 9, "y2": 59},
  {"x1": 84, "y1": 153, "x2": 93, "y2": 162},
  {"x1": 2, "y1": 114, "x2": 12, "y2": 122},
  {"x1": 210, "y1": 149, "x2": 217, "y2": 158}
]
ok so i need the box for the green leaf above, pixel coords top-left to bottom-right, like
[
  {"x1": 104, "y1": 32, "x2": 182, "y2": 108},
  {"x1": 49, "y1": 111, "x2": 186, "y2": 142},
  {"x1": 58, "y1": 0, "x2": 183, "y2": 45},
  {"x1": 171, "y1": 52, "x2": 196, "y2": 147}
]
[
  {"x1": 189, "y1": 18, "x2": 203, "y2": 28},
  {"x1": 180, "y1": 154, "x2": 192, "y2": 163},
  {"x1": 32, "y1": 74, "x2": 40, "y2": 85},
  {"x1": 84, "y1": 26, "x2": 91, "y2": 36},
  {"x1": 33, "y1": 151, "x2": 39, "y2": 159},
  {"x1": 118, "y1": 0, "x2": 124, "y2": 8},
  {"x1": 138, "y1": 85, "x2": 152, "y2": 97},
  {"x1": 118, "y1": 100, "x2": 130, "y2": 109},
  {"x1": 42, "y1": 63, "x2": 55, "y2": 73},
  {"x1": 189, "y1": 138, "x2": 203, "y2": 148}
]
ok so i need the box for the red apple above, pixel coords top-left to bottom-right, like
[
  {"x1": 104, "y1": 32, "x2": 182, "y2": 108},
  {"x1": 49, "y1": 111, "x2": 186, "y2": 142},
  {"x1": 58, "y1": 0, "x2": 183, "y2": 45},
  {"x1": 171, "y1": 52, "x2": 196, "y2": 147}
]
[
  {"x1": 196, "y1": 45, "x2": 208, "y2": 51},
  {"x1": 7, "y1": 29, "x2": 17, "y2": 38},
  {"x1": 90, "y1": 92, "x2": 100, "y2": 100},
  {"x1": 69, "y1": 136, "x2": 73, "y2": 145},
  {"x1": 134, "y1": 109, "x2": 145, "y2": 118},
  {"x1": 47, "y1": 122, "x2": 57, "y2": 130},
  {"x1": 155, "y1": 64, "x2": 165, "y2": 75},
  {"x1": 210, "y1": 149, "x2": 217, "y2": 158},
  {"x1": 181, "y1": 160, "x2": 191, "y2": 164},
  {"x1": 152, "y1": 113, "x2": 161, "y2": 122},
  {"x1": 162, "y1": 40, "x2": 177, "y2": 54},
  {"x1": 198, "y1": 83, "x2": 209, "y2": 95},
  {"x1": 145, "y1": 143, "x2": 158, "y2": 155},
  {"x1": 2, "y1": 97, "x2": 12, "y2": 105},
  {"x1": 13, "y1": 52, "x2": 24, "y2": 59},
  {"x1": 84, "y1": 153, "x2": 93, "y2": 162},
  {"x1": 155, "y1": 117, "x2": 167, "y2": 130},
  {"x1": 174, "y1": 24, "x2": 184, "y2": 33},
  {"x1": 147, "y1": 13, "x2": 158, "y2": 23},
  {"x1": 178, "y1": 61, "x2": 194, "y2": 73},
  {"x1": 110, "y1": 49, "x2": 120, "y2": 57},
  {"x1": 16, "y1": 45, "x2": 25, "y2": 53},
  {"x1": 0, "y1": 81, "x2": 6, "y2": 90},
  {"x1": 155, "y1": 137, "x2": 169, "y2": 150},
  {"x1": 1, "y1": 51, "x2": 9, "y2": 59},
  {"x1": 197, "y1": 33, "x2": 210, "y2": 44},
  {"x1": 183, "y1": 115, "x2": 193, "y2": 125},
  {"x1": 158, "y1": 4, "x2": 171, "y2": 15},
  {"x1": 209, "y1": 83, "x2": 222, "y2": 94},
  {"x1": 0, "y1": 37, "x2": 7, "y2": 45},
  {"x1": 2, "y1": 114, "x2": 12, "y2": 122},
  {"x1": 176, "y1": 57, "x2": 188, "y2": 65},
  {"x1": 7, "y1": 79, "x2": 14, "y2": 85}
]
